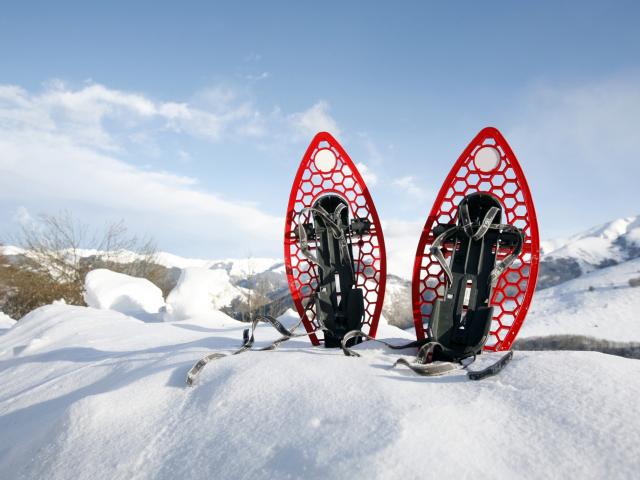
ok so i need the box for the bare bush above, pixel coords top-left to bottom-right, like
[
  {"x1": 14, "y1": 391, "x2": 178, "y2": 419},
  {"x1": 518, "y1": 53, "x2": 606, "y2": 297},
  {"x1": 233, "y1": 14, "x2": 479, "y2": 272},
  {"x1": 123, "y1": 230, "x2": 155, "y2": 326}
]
[{"x1": 0, "y1": 211, "x2": 163, "y2": 318}]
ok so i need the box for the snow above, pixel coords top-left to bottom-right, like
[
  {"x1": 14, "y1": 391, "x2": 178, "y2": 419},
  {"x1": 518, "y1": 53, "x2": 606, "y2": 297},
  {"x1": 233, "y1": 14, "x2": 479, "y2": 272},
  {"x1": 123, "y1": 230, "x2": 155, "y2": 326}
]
[
  {"x1": 541, "y1": 215, "x2": 640, "y2": 267},
  {"x1": 3, "y1": 215, "x2": 640, "y2": 477},
  {"x1": 153, "y1": 252, "x2": 281, "y2": 277},
  {"x1": 0, "y1": 245, "x2": 281, "y2": 278},
  {"x1": 0, "y1": 312, "x2": 15, "y2": 334},
  {"x1": 84, "y1": 269, "x2": 165, "y2": 317},
  {"x1": 0, "y1": 304, "x2": 639, "y2": 479},
  {"x1": 522, "y1": 258, "x2": 640, "y2": 342},
  {"x1": 164, "y1": 267, "x2": 242, "y2": 322}
]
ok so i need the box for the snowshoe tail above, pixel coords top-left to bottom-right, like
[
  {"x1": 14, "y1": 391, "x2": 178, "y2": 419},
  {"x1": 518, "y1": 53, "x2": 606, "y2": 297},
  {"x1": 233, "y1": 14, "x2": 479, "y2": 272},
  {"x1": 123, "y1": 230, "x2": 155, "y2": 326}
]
[{"x1": 467, "y1": 350, "x2": 513, "y2": 381}]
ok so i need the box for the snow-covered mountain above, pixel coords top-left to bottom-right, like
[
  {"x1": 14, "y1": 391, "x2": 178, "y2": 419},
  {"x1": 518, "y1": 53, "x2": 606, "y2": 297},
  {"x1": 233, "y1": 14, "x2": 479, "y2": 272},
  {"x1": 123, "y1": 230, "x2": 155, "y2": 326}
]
[
  {"x1": 2, "y1": 214, "x2": 639, "y2": 329},
  {"x1": 538, "y1": 215, "x2": 640, "y2": 288}
]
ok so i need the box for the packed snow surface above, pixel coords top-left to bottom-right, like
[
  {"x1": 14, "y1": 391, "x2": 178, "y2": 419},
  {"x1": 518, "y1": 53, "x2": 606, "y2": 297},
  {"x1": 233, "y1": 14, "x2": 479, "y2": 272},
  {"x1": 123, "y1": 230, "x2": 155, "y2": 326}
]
[
  {"x1": 84, "y1": 269, "x2": 165, "y2": 317},
  {"x1": 0, "y1": 312, "x2": 15, "y2": 335},
  {"x1": 522, "y1": 258, "x2": 640, "y2": 341},
  {"x1": 164, "y1": 267, "x2": 242, "y2": 322},
  {"x1": 1, "y1": 304, "x2": 639, "y2": 479}
]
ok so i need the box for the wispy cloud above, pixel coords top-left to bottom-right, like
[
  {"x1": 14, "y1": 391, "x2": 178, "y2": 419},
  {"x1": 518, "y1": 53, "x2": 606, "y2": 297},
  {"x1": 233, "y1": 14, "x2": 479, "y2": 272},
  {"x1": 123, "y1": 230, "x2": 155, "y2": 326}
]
[
  {"x1": 506, "y1": 72, "x2": 640, "y2": 235},
  {"x1": 0, "y1": 81, "x2": 342, "y2": 256},
  {"x1": 356, "y1": 162, "x2": 378, "y2": 187},
  {"x1": 244, "y1": 72, "x2": 270, "y2": 81},
  {"x1": 0, "y1": 81, "x2": 259, "y2": 152},
  {"x1": 289, "y1": 101, "x2": 341, "y2": 138},
  {"x1": 391, "y1": 175, "x2": 426, "y2": 199}
]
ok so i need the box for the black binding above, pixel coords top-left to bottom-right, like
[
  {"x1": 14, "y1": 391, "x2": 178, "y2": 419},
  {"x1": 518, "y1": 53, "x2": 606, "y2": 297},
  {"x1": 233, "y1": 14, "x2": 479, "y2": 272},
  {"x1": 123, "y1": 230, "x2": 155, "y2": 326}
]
[
  {"x1": 302, "y1": 195, "x2": 370, "y2": 347},
  {"x1": 428, "y1": 192, "x2": 523, "y2": 361}
]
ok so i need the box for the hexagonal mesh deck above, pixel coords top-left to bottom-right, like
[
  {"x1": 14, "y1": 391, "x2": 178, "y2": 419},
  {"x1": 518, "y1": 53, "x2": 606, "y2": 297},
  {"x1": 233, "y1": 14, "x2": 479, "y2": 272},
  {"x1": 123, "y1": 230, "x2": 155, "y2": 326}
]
[
  {"x1": 412, "y1": 127, "x2": 540, "y2": 351},
  {"x1": 285, "y1": 132, "x2": 387, "y2": 345}
]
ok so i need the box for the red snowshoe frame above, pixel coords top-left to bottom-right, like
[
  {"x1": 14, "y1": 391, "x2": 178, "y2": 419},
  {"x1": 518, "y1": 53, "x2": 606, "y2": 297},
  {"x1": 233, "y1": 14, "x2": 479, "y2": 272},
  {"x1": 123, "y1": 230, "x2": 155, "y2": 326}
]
[
  {"x1": 412, "y1": 127, "x2": 539, "y2": 351},
  {"x1": 285, "y1": 132, "x2": 387, "y2": 346}
]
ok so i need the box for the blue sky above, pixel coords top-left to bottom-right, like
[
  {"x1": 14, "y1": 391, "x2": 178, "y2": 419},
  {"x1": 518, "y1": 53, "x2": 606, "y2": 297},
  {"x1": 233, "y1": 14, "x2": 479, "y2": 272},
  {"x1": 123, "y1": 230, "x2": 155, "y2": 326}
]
[{"x1": 0, "y1": 1, "x2": 639, "y2": 275}]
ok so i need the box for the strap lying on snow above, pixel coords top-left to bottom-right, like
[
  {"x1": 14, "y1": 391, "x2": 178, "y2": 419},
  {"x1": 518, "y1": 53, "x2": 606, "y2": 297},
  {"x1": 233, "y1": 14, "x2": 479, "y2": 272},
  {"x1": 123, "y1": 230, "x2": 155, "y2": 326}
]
[
  {"x1": 340, "y1": 329, "x2": 424, "y2": 357},
  {"x1": 186, "y1": 313, "x2": 322, "y2": 386},
  {"x1": 188, "y1": 201, "x2": 364, "y2": 386},
  {"x1": 339, "y1": 330, "x2": 478, "y2": 375}
]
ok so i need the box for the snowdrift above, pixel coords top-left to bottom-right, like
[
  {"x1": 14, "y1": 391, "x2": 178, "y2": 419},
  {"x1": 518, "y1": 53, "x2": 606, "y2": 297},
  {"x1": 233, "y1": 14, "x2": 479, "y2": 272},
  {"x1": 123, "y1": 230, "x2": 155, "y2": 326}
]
[
  {"x1": 0, "y1": 312, "x2": 15, "y2": 335},
  {"x1": 84, "y1": 269, "x2": 165, "y2": 317},
  {"x1": 1, "y1": 304, "x2": 639, "y2": 479},
  {"x1": 164, "y1": 267, "x2": 243, "y2": 322}
]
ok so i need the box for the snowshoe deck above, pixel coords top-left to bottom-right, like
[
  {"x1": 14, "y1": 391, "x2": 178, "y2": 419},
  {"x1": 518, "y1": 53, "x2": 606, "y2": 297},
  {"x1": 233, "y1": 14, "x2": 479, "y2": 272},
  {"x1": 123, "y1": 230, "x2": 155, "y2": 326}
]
[
  {"x1": 412, "y1": 127, "x2": 539, "y2": 354},
  {"x1": 284, "y1": 132, "x2": 386, "y2": 347}
]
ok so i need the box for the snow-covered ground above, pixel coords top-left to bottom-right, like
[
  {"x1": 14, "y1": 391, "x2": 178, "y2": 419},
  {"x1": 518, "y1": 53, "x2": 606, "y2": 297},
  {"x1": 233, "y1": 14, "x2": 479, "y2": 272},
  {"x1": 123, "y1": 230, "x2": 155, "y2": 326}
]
[
  {"x1": 84, "y1": 269, "x2": 165, "y2": 317},
  {"x1": 522, "y1": 258, "x2": 640, "y2": 342},
  {"x1": 0, "y1": 312, "x2": 15, "y2": 335},
  {"x1": 2, "y1": 214, "x2": 640, "y2": 478},
  {"x1": 0, "y1": 304, "x2": 639, "y2": 479},
  {"x1": 164, "y1": 267, "x2": 244, "y2": 321}
]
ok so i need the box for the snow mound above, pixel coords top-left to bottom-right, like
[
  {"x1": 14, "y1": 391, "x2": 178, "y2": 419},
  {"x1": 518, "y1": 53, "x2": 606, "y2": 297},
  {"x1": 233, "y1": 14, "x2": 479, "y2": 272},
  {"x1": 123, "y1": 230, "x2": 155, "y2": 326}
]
[
  {"x1": 0, "y1": 304, "x2": 638, "y2": 479},
  {"x1": 522, "y1": 257, "x2": 640, "y2": 342},
  {"x1": 164, "y1": 267, "x2": 242, "y2": 322},
  {"x1": 84, "y1": 269, "x2": 165, "y2": 317},
  {"x1": 0, "y1": 312, "x2": 15, "y2": 335}
]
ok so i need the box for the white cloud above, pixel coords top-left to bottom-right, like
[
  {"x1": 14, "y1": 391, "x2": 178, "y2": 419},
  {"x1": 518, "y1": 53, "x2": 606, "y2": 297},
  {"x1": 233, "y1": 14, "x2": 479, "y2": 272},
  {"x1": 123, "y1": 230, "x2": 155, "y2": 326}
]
[
  {"x1": 509, "y1": 74, "x2": 640, "y2": 170},
  {"x1": 244, "y1": 72, "x2": 270, "y2": 81},
  {"x1": 0, "y1": 81, "x2": 275, "y2": 154},
  {"x1": 360, "y1": 136, "x2": 385, "y2": 165},
  {"x1": 505, "y1": 73, "x2": 640, "y2": 236},
  {"x1": 0, "y1": 81, "x2": 343, "y2": 256},
  {"x1": 289, "y1": 101, "x2": 341, "y2": 137},
  {"x1": 391, "y1": 175, "x2": 426, "y2": 199},
  {"x1": 12, "y1": 206, "x2": 36, "y2": 228},
  {"x1": 355, "y1": 162, "x2": 378, "y2": 187}
]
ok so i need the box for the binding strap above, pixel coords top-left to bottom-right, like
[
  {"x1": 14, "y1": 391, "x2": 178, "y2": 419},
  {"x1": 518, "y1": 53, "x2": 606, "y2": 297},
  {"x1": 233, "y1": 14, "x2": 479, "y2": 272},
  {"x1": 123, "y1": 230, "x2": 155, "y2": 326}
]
[
  {"x1": 430, "y1": 206, "x2": 520, "y2": 287},
  {"x1": 297, "y1": 203, "x2": 354, "y2": 274},
  {"x1": 340, "y1": 330, "x2": 477, "y2": 375},
  {"x1": 490, "y1": 224, "x2": 524, "y2": 287},
  {"x1": 429, "y1": 225, "x2": 458, "y2": 285},
  {"x1": 186, "y1": 288, "x2": 323, "y2": 386}
]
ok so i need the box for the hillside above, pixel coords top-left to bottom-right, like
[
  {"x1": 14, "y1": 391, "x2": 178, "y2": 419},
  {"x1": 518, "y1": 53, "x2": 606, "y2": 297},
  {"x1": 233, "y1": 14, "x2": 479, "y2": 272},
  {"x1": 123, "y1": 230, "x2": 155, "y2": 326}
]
[
  {"x1": 2, "y1": 214, "x2": 640, "y2": 331},
  {"x1": 522, "y1": 258, "x2": 640, "y2": 342},
  {"x1": 538, "y1": 216, "x2": 640, "y2": 288}
]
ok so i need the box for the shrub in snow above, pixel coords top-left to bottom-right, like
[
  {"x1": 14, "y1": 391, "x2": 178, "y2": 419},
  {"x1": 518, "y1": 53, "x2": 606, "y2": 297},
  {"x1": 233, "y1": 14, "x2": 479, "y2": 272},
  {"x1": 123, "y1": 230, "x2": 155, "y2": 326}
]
[
  {"x1": 164, "y1": 267, "x2": 242, "y2": 322},
  {"x1": 84, "y1": 269, "x2": 165, "y2": 316}
]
